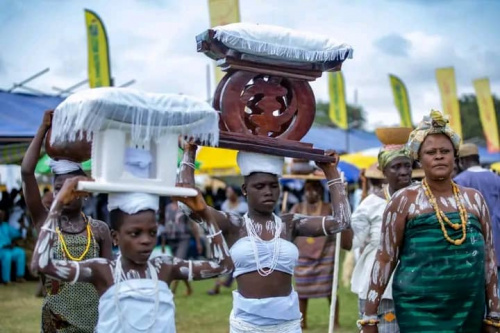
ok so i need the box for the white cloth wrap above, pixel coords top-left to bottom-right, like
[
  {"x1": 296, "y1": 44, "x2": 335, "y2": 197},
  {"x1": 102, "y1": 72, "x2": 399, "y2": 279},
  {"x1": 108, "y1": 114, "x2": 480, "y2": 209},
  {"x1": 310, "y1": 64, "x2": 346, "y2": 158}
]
[
  {"x1": 107, "y1": 192, "x2": 159, "y2": 215},
  {"x1": 97, "y1": 280, "x2": 175, "y2": 333},
  {"x1": 51, "y1": 87, "x2": 219, "y2": 146},
  {"x1": 237, "y1": 151, "x2": 284, "y2": 176},
  {"x1": 213, "y1": 22, "x2": 353, "y2": 63},
  {"x1": 49, "y1": 159, "x2": 82, "y2": 175},
  {"x1": 230, "y1": 290, "x2": 302, "y2": 331},
  {"x1": 350, "y1": 194, "x2": 394, "y2": 300}
]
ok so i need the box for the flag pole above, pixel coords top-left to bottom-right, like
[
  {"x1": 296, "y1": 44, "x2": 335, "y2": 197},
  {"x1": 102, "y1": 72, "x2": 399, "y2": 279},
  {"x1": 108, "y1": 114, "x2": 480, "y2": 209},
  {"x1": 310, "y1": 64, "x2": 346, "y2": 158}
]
[{"x1": 328, "y1": 171, "x2": 344, "y2": 333}]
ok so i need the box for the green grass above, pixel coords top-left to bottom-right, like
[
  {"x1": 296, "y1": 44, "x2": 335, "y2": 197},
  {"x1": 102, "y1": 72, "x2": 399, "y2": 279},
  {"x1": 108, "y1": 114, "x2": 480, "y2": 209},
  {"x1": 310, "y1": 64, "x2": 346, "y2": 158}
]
[{"x1": 0, "y1": 257, "x2": 358, "y2": 332}]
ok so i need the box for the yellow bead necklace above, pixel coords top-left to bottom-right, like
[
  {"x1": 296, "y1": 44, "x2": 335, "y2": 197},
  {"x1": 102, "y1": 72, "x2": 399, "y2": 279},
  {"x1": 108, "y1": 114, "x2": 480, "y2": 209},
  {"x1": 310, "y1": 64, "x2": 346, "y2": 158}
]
[
  {"x1": 422, "y1": 179, "x2": 468, "y2": 246},
  {"x1": 383, "y1": 185, "x2": 391, "y2": 202},
  {"x1": 56, "y1": 213, "x2": 94, "y2": 261}
]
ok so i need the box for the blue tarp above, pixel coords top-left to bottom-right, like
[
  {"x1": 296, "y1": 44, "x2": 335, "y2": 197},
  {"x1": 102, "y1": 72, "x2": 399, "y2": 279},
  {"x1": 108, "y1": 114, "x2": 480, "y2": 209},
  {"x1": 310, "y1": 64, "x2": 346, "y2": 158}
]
[
  {"x1": 0, "y1": 91, "x2": 498, "y2": 163},
  {"x1": 0, "y1": 91, "x2": 63, "y2": 138}
]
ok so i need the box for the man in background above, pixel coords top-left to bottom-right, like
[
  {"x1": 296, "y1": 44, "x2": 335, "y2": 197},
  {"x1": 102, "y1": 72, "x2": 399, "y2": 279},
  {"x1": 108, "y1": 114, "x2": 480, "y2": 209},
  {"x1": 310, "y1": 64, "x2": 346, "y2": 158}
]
[{"x1": 454, "y1": 143, "x2": 500, "y2": 294}]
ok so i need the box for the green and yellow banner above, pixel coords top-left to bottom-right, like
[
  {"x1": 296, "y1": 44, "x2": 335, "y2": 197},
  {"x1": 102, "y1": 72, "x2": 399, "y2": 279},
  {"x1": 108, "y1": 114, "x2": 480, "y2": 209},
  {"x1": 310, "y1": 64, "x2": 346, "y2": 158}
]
[
  {"x1": 328, "y1": 71, "x2": 348, "y2": 129},
  {"x1": 85, "y1": 9, "x2": 112, "y2": 88},
  {"x1": 389, "y1": 74, "x2": 412, "y2": 127},
  {"x1": 473, "y1": 78, "x2": 500, "y2": 153},
  {"x1": 435, "y1": 67, "x2": 462, "y2": 138},
  {"x1": 207, "y1": 0, "x2": 240, "y2": 83}
]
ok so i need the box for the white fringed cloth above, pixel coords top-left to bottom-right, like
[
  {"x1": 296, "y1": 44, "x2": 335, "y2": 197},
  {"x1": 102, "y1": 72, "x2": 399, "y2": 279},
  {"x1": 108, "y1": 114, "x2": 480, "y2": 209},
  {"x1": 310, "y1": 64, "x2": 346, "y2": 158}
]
[
  {"x1": 212, "y1": 23, "x2": 353, "y2": 63},
  {"x1": 50, "y1": 87, "x2": 219, "y2": 146},
  {"x1": 229, "y1": 312, "x2": 302, "y2": 333}
]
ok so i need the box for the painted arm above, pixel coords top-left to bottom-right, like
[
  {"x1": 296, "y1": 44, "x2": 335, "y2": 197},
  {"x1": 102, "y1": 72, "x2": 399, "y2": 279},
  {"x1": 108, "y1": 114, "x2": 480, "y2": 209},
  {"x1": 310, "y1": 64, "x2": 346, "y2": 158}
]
[
  {"x1": 189, "y1": 220, "x2": 203, "y2": 255},
  {"x1": 21, "y1": 110, "x2": 53, "y2": 230},
  {"x1": 361, "y1": 195, "x2": 407, "y2": 332},
  {"x1": 474, "y1": 190, "x2": 500, "y2": 321},
  {"x1": 31, "y1": 177, "x2": 103, "y2": 285},
  {"x1": 292, "y1": 151, "x2": 351, "y2": 237},
  {"x1": 177, "y1": 143, "x2": 233, "y2": 233},
  {"x1": 162, "y1": 201, "x2": 234, "y2": 282}
]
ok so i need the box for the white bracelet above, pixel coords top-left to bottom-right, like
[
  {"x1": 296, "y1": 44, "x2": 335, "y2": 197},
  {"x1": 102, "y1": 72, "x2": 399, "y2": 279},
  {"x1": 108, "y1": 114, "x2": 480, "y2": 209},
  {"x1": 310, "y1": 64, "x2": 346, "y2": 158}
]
[
  {"x1": 206, "y1": 230, "x2": 222, "y2": 239},
  {"x1": 180, "y1": 161, "x2": 196, "y2": 170},
  {"x1": 188, "y1": 260, "x2": 193, "y2": 282},
  {"x1": 321, "y1": 216, "x2": 329, "y2": 236},
  {"x1": 327, "y1": 178, "x2": 343, "y2": 186},
  {"x1": 361, "y1": 314, "x2": 379, "y2": 321},
  {"x1": 70, "y1": 262, "x2": 80, "y2": 285},
  {"x1": 41, "y1": 225, "x2": 57, "y2": 234}
]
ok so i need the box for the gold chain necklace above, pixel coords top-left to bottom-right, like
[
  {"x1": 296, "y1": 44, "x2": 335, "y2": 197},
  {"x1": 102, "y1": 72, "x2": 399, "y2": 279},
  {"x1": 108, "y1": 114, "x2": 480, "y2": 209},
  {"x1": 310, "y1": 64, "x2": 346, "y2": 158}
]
[
  {"x1": 421, "y1": 179, "x2": 468, "y2": 246},
  {"x1": 56, "y1": 213, "x2": 94, "y2": 261}
]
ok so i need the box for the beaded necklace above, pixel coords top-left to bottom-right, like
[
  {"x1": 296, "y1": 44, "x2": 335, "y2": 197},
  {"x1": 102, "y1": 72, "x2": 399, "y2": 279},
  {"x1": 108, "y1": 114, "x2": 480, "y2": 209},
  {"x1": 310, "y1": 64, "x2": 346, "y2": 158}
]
[
  {"x1": 56, "y1": 213, "x2": 95, "y2": 261},
  {"x1": 383, "y1": 186, "x2": 391, "y2": 202},
  {"x1": 421, "y1": 179, "x2": 468, "y2": 246},
  {"x1": 244, "y1": 213, "x2": 282, "y2": 277}
]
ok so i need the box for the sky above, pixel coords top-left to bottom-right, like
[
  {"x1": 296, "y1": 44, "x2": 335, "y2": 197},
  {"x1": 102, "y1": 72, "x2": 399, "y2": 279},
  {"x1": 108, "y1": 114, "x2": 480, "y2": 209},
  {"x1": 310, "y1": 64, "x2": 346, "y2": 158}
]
[{"x1": 1, "y1": 0, "x2": 499, "y2": 130}]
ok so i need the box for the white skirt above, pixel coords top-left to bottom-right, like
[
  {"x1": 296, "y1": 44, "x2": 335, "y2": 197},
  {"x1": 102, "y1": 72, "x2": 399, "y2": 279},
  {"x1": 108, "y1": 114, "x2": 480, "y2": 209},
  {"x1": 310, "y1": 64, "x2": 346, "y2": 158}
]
[
  {"x1": 230, "y1": 311, "x2": 302, "y2": 333},
  {"x1": 229, "y1": 290, "x2": 302, "y2": 332}
]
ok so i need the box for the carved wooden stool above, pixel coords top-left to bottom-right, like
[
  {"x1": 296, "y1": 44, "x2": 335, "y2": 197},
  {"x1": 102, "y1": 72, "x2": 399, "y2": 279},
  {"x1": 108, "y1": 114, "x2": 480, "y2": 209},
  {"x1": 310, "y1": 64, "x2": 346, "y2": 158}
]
[{"x1": 196, "y1": 23, "x2": 353, "y2": 162}]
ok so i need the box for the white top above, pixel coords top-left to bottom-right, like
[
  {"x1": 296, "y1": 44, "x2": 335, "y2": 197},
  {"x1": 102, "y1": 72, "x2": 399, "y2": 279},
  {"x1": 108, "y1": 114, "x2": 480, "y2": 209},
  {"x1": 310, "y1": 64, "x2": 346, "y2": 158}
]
[
  {"x1": 350, "y1": 194, "x2": 394, "y2": 300},
  {"x1": 97, "y1": 257, "x2": 175, "y2": 332},
  {"x1": 97, "y1": 279, "x2": 175, "y2": 333},
  {"x1": 213, "y1": 22, "x2": 353, "y2": 63}
]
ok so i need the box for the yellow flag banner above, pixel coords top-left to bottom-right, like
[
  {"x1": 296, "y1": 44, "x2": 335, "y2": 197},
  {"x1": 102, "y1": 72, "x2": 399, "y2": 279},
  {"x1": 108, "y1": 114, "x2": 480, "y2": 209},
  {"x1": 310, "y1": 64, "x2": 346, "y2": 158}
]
[
  {"x1": 328, "y1": 72, "x2": 348, "y2": 129},
  {"x1": 473, "y1": 78, "x2": 500, "y2": 153},
  {"x1": 435, "y1": 67, "x2": 462, "y2": 138},
  {"x1": 85, "y1": 9, "x2": 111, "y2": 88},
  {"x1": 207, "y1": 0, "x2": 240, "y2": 83},
  {"x1": 389, "y1": 74, "x2": 412, "y2": 127}
]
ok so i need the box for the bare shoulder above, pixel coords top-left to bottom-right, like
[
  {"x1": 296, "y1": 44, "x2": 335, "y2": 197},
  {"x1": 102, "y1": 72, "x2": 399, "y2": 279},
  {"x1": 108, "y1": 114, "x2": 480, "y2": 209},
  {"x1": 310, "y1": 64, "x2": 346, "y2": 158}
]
[
  {"x1": 223, "y1": 211, "x2": 245, "y2": 228},
  {"x1": 385, "y1": 185, "x2": 423, "y2": 222},
  {"x1": 89, "y1": 218, "x2": 111, "y2": 234},
  {"x1": 280, "y1": 213, "x2": 296, "y2": 224},
  {"x1": 388, "y1": 184, "x2": 420, "y2": 209},
  {"x1": 457, "y1": 185, "x2": 487, "y2": 218},
  {"x1": 395, "y1": 183, "x2": 421, "y2": 200}
]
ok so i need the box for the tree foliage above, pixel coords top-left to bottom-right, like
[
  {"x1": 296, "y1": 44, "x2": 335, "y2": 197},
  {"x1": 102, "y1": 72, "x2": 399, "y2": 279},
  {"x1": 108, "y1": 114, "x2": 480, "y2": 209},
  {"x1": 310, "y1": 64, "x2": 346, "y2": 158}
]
[
  {"x1": 459, "y1": 94, "x2": 500, "y2": 143},
  {"x1": 314, "y1": 101, "x2": 366, "y2": 129}
]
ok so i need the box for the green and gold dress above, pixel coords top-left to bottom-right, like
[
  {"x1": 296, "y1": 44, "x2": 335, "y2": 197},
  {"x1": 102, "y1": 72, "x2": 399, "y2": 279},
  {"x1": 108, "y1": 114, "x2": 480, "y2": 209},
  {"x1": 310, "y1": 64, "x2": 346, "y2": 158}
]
[
  {"x1": 41, "y1": 221, "x2": 100, "y2": 333},
  {"x1": 393, "y1": 212, "x2": 485, "y2": 332}
]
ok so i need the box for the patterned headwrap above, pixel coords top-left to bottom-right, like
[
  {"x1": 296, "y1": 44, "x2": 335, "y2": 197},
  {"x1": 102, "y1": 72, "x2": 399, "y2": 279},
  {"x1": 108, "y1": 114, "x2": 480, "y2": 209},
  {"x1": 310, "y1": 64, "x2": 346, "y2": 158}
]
[
  {"x1": 407, "y1": 110, "x2": 461, "y2": 160},
  {"x1": 377, "y1": 144, "x2": 410, "y2": 171}
]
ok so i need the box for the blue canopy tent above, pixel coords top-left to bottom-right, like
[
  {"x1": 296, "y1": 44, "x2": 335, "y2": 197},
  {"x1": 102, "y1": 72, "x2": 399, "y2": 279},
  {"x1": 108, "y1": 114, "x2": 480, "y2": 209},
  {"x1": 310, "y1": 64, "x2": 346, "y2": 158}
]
[{"x1": 0, "y1": 91, "x2": 63, "y2": 140}]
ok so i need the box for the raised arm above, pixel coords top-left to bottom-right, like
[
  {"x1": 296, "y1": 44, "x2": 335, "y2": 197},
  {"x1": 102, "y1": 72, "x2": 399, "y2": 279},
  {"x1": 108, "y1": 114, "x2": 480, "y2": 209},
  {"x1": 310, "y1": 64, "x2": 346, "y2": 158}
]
[
  {"x1": 177, "y1": 143, "x2": 233, "y2": 233},
  {"x1": 31, "y1": 176, "x2": 103, "y2": 285},
  {"x1": 291, "y1": 151, "x2": 351, "y2": 237},
  {"x1": 361, "y1": 193, "x2": 408, "y2": 332},
  {"x1": 161, "y1": 194, "x2": 234, "y2": 283},
  {"x1": 22, "y1": 110, "x2": 53, "y2": 230}
]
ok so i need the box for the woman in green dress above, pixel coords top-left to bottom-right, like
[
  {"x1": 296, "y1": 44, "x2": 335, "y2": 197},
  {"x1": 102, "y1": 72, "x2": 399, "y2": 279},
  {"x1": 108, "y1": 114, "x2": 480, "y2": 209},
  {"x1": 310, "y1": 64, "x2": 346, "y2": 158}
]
[{"x1": 360, "y1": 110, "x2": 500, "y2": 333}]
